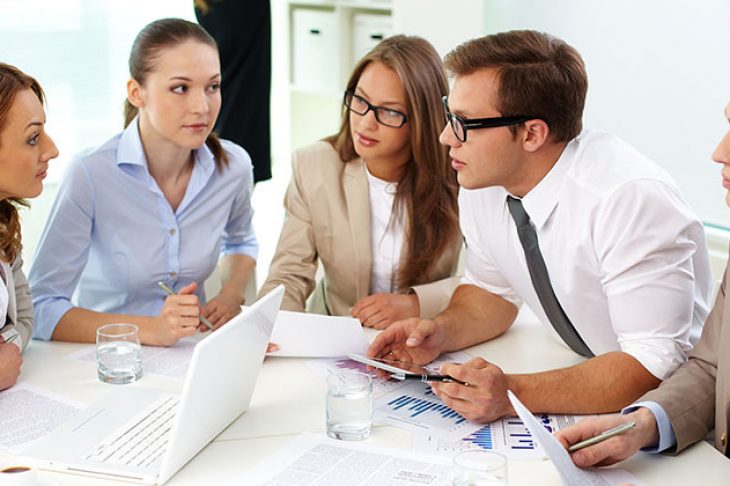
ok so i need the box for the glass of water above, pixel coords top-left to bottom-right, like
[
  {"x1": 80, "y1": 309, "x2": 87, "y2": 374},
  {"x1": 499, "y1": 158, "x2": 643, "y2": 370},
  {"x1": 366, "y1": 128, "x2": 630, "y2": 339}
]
[
  {"x1": 326, "y1": 371, "x2": 373, "y2": 441},
  {"x1": 96, "y1": 323, "x2": 143, "y2": 384},
  {"x1": 452, "y1": 450, "x2": 507, "y2": 486}
]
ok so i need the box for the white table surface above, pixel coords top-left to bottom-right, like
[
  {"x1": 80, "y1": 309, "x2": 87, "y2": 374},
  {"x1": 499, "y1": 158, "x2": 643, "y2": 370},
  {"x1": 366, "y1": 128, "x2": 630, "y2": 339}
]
[{"x1": 6, "y1": 307, "x2": 730, "y2": 485}]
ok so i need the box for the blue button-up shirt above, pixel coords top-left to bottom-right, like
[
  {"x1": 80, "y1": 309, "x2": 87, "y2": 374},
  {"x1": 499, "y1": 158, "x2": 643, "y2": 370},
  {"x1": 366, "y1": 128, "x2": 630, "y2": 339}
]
[{"x1": 30, "y1": 119, "x2": 258, "y2": 340}]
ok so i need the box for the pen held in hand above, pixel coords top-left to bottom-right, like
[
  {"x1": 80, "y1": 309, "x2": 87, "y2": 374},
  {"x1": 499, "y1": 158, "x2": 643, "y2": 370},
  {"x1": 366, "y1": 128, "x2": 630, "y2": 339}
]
[
  {"x1": 391, "y1": 373, "x2": 467, "y2": 385},
  {"x1": 157, "y1": 281, "x2": 214, "y2": 331},
  {"x1": 567, "y1": 421, "x2": 636, "y2": 452}
]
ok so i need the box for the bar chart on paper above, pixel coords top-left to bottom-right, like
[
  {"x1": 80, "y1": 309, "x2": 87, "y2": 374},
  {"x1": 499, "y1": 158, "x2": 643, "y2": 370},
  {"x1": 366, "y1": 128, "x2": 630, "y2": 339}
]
[
  {"x1": 414, "y1": 412, "x2": 583, "y2": 460},
  {"x1": 374, "y1": 382, "x2": 482, "y2": 441},
  {"x1": 305, "y1": 351, "x2": 472, "y2": 396},
  {"x1": 305, "y1": 358, "x2": 408, "y2": 395}
]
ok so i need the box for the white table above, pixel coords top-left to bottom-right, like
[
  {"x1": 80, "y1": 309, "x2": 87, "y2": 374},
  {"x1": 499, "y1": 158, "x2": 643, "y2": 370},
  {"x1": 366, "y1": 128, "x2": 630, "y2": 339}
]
[{"x1": 6, "y1": 308, "x2": 730, "y2": 485}]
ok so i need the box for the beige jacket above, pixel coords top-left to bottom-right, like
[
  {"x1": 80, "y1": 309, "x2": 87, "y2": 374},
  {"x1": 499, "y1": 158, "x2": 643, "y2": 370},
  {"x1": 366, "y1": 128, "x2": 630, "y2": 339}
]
[
  {"x1": 258, "y1": 141, "x2": 461, "y2": 318},
  {"x1": 0, "y1": 257, "x2": 33, "y2": 352},
  {"x1": 640, "y1": 258, "x2": 730, "y2": 456}
]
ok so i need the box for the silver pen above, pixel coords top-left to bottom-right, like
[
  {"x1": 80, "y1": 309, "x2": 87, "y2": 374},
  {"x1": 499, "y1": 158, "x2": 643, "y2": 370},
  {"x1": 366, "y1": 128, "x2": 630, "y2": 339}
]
[
  {"x1": 157, "y1": 281, "x2": 214, "y2": 331},
  {"x1": 568, "y1": 421, "x2": 636, "y2": 452}
]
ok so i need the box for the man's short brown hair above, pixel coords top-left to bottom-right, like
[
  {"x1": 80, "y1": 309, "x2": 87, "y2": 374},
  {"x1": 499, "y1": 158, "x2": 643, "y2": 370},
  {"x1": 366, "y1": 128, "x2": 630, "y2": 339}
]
[{"x1": 444, "y1": 30, "x2": 587, "y2": 142}]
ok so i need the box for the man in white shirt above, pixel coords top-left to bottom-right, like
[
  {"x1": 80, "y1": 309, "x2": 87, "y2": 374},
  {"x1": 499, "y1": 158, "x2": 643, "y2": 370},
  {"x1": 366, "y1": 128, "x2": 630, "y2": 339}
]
[{"x1": 368, "y1": 30, "x2": 712, "y2": 422}]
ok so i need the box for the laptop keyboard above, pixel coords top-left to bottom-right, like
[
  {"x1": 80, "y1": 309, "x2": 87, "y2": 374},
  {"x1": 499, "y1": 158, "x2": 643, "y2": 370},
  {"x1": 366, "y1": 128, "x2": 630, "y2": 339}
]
[{"x1": 84, "y1": 395, "x2": 179, "y2": 469}]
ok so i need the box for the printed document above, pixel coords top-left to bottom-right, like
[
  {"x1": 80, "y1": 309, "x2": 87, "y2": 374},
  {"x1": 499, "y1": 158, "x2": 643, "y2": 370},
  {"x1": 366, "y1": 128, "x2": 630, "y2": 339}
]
[
  {"x1": 228, "y1": 433, "x2": 454, "y2": 485},
  {"x1": 67, "y1": 335, "x2": 199, "y2": 378},
  {"x1": 414, "y1": 412, "x2": 586, "y2": 460},
  {"x1": 374, "y1": 381, "x2": 484, "y2": 441},
  {"x1": 0, "y1": 383, "x2": 84, "y2": 454},
  {"x1": 304, "y1": 351, "x2": 472, "y2": 395},
  {"x1": 507, "y1": 390, "x2": 646, "y2": 486}
]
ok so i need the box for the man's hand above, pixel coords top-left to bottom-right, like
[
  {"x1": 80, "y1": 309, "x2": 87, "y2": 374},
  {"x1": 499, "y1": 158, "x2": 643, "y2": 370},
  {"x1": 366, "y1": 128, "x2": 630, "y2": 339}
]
[
  {"x1": 367, "y1": 318, "x2": 445, "y2": 370},
  {"x1": 555, "y1": 408, "x2": 660, "y2": 467},
  {"x1": 0, "y1": 342, "x2": 22, "y2": 391},
  {"x1": 430, "y1": 357, "x2": 513, "y2": 423},
  {"x1": 351, "y1": 293, "x2": 419, "y2": 329}
]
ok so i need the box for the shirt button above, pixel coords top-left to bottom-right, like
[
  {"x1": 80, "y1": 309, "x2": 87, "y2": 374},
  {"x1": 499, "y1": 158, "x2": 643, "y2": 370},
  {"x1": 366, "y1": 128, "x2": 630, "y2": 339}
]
[
  {"x1": 169, "y1": 228, "x2": 176, "y2": 236},
  {"x1": 170, "y1": 271, "x2": 177, "y2": 278}
]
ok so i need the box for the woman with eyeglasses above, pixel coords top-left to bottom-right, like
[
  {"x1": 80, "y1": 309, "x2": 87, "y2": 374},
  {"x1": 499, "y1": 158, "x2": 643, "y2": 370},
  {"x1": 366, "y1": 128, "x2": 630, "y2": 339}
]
[
  {"x1": 258, "y1": 35, "x2": 461, "y2": 329},
  {"x1": 29, "y1": 18, "x2": 258, "y2": 346},
  {"x1": 0, "y1": 63, "x2": 58, "y2": 389}
]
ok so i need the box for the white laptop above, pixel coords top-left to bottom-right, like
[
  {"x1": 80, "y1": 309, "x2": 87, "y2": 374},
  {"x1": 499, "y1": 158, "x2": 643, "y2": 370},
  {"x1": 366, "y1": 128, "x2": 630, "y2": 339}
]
[{"x1": 25, "y1": 285, "x2": 285, "y2": 485}]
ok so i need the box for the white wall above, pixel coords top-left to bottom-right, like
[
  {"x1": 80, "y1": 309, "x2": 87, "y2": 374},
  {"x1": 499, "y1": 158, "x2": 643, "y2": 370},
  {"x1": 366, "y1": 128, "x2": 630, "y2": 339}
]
[
  {"x1": 452, "y1": 0, "x2": 730, "y2": 228},
  {"x1": 393, "y1": 0, "x2": 487, "y2": 57}
]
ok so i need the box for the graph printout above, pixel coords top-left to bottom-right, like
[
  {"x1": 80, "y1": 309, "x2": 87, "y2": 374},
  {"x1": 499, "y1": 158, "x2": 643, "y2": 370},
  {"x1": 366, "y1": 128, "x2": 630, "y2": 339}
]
[
  {"x1": 373, "y1": 381, "x2": 483, "y2": 441},
  {"x1": 414, "y1": 412, "x2": 585, "y2": 460},
  {"x1": 305, "y1": 351, "x2": 471, "y2": 396}
]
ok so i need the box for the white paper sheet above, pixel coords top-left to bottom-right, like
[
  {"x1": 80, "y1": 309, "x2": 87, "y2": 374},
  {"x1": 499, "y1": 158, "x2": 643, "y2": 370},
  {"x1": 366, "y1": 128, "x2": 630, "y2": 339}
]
[
  {"x1": 414, "y1": 413, "x2": 587, "y2": 461},
  {"x1": 0, "y1": 383, "x2": 85, "y2": 454},
  {"x1": 227, "y1": 433, "x2": 454, "y2": 486},
  {"x1": 66, "y1": 336, "x2": 200, "y2": 379},
  {"x1": 507, "y1": 390, "x2": 647, "y2": 486},
  {"x1": 304, "y1": 351, "x2": 473, "y2": 396},
  {"x1": 267, "y1": 311, "x2": 369, "y2": 358}
]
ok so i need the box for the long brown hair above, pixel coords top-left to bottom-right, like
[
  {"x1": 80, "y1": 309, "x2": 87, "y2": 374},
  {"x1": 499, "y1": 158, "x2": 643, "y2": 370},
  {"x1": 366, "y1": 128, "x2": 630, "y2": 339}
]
[
  {"x1": 325, "y1": 35, "x2": 459, "y2": 290},
  {"x1": 0, "y1": 63, "x2": 44, "y2": 263},
  {"x1": 124, "y1": 18, "x2": 228, "y2": 169}
]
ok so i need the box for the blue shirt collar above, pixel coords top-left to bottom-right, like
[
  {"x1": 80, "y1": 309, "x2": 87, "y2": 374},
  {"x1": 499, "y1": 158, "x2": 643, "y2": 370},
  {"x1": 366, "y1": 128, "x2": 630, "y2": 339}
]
[{"x1": 115, "y1": 116, "x2": 217, "y2": 174}]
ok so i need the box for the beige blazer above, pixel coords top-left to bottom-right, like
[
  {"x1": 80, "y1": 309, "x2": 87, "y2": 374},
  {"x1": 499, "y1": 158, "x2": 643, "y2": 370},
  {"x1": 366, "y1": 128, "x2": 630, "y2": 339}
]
[
  {"x1": 0, "y1": 257, "x2": 33, "y2": 352},
  {"x1": 640, "y1": 258, "x2": 730, "y2": 456},
  {"x1": 258, "y1": 141, "x2": 461, "y2": 318}
]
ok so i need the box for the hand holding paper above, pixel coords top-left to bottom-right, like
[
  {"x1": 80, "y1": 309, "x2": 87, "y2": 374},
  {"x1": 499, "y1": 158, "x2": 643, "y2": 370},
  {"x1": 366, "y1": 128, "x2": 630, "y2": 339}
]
[{"x1": 506, "y1": 390, "x2": 646, "y2": 486}]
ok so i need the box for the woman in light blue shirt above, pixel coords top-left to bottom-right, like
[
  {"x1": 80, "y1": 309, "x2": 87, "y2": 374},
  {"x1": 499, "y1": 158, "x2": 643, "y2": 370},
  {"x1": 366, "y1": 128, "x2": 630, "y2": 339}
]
[{"x1": 30, "y1": 18, "x2": 258, "y2": 346}]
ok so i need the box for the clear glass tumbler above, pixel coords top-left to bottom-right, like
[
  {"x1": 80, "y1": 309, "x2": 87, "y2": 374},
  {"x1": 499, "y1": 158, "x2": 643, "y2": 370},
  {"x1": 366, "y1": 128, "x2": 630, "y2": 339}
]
[
  {"x1": 96, "y1": 323, "x2": 143, "y2": 384},
  {"x1": 452, "y1": 450, "x2": 507, "y2": 486},
  {"x1": 326, "y1": 371, "x2": 373, "y2": 441}
]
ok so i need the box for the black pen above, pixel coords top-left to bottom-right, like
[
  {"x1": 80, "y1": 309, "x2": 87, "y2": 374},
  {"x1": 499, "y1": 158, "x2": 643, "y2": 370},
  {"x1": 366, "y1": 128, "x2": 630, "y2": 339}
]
[
  {"x1": 157, "y1": 281, "x2": 214, "y2": 331},
  {"x1": 391, "y1": 373, "x2": 467, "y2": 384}
]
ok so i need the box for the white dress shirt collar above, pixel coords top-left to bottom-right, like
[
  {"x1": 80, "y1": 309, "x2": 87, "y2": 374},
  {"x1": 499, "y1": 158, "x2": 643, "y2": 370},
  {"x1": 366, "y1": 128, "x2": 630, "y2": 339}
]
[{"x1": 516, "y1": 134, "x2": 579, "y2": 231}]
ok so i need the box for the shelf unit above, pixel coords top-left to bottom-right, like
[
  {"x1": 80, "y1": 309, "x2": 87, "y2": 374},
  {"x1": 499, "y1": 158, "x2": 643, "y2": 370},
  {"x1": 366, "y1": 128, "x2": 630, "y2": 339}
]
[{"x1": 287, "y1": 0, "x2": 393, "y2": 149}]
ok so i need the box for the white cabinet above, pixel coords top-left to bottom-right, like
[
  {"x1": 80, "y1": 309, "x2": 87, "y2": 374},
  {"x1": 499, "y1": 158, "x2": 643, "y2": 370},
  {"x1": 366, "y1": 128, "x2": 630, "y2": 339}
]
[
  {"x1": 352, "y1": 13, "x2": 393, "y2": 63},
  {"x1": 292, "y1": 9, "x2": 339, "y2": 91},
  {"x1": 287, "y1": 0, "x2": 393, "y2": 149}
]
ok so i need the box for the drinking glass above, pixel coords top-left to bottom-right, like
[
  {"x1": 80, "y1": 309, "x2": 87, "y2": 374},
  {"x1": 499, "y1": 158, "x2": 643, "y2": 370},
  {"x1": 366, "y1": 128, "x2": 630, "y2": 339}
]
[
  {"x1": 452, "y1": 450, "x2": 507, "y2": 486},
  {"x1": 326, "y1": 371, "x2": 373, "y2": 440},
  {"x1": 96, "y1": 323, "x2": 143, "y2": 384}
]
